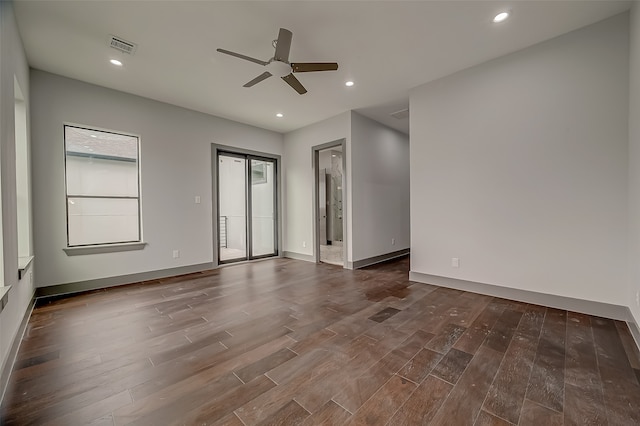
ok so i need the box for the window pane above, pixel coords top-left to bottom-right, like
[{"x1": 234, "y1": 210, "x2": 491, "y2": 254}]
[
  {"x1": 64, "y1": 125, "x2": 141, "y2": 247},
  {"x1": 218, "y1": 155, "x2": 247, "y2": 261},
  {"x1": 67, "y1": 197, "x2": 139, "y2": 246},
  {"x1": 65, "y1": 126, "x2": 138, "y2": 197},
  {"x1": 251, "y1": 159, "x2": 275, "y2": 257}
]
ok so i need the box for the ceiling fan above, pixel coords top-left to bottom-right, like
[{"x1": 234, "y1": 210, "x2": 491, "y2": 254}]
[{"x1": 217, "y1": 28, "x2": 338, "y2": 95}]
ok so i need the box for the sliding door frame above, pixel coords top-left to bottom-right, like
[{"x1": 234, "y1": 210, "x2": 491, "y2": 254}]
[{"x1": 211, "y1": 144, "x2": 282, "y2": 267}]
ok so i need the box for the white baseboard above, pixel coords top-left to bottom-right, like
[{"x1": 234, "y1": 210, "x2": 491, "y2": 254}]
[
  {"x1": 410, "y1": 271, "x2": 640, "y2": 354},
  {"x1": 349, "y1": 248, "x2": 410, "y2": 269},
  {"x1": 283, "y1": 251, "x2": 316, "y2": 263}
]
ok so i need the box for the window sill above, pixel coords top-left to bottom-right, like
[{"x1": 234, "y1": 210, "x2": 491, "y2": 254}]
[
  {"x1": 18, "y1": 255, "x2": 34, "y2": 280},
  {"x1": 0, "y1": 286, "x2": 10, "y2": 313},
  {"x1": 63, "y1": 242, "x2": 147, "y2": 256}
]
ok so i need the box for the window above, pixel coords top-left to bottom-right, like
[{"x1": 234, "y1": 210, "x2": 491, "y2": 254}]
[{"x1": 64, "y1": 125, "x2": 141, "y2": 247}]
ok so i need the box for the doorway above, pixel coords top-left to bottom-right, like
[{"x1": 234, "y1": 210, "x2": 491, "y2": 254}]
[
  {"x1": 313, "y1": 139, "x2": 346, "y2": 267},
  {"x1": 214, "y1": 148, "x2": 279, "y2": 264}
]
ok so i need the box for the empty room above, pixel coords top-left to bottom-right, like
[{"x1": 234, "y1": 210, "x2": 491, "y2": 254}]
[{"x1": 1, "y1": 0, "x2": 640, "y2": 424}]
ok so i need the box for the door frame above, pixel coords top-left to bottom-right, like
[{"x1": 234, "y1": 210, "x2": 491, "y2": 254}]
[
  {"x1": 312, "y1": 139, "x2": 347, "y2": 268},
  {"x1": 211, "y1": 144, "x2": 282, "y2": 267}
]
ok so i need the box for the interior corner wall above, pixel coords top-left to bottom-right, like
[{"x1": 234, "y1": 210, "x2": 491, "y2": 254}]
[
  {"x1": 350, "y1": 111, "x2": 409, "y2": 262},
  {"x1": 629, "y1": 3, "x2": 640, "y2": 325},
  {"x1": 409, "y1": 14, "x2": 629, "y2": 306},
  {"x1": 0, "y1": 0, "x2": 34, "y2": 393},
  {"x1": 30, "y1": 70, "x2": 283, "y2": 288},
  {"x1": 283, "y1": 112, "x2": 351, "y2": 260}
]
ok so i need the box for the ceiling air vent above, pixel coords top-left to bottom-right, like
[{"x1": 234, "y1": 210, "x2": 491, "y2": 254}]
[
  {"x1": 390, "y1": 108, "x2": 409, "y2": 120},
  {"x1": 108, "y1": 35, "x2": 137, "y2": 55}
]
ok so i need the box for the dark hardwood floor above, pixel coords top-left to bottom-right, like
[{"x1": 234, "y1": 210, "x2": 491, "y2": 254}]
[{"x1": 2, "y1": 256, "x2": 640, "y2": 425}]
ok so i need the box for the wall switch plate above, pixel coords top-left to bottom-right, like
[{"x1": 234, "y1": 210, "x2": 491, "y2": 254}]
[
  {"x1": 451, "y1": 257, "x2": 460, "y2": 268},
  {"x1": 195, "y1": 196, "x2": 201, "y2": 204},
  {"x1": 302, "y1": 241, "x2": 306, "y2": 248},
  {"x1": 636, "y1": 291, "x2": 640, "y2": 307},
  {"x1": 173, "y1": 250, "x2": 180, "y2": 259},
  {"x1": 391, "y1": 238, "x2": 396, "y2": 245}
]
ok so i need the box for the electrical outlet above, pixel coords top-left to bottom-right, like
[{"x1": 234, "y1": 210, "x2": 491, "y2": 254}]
[
  {"x1": 391, "y1": 238, "x2": 396, "y2": 245},
  {"x1": 302, "y1": 241, "x2": 306, "y2": 248},
  {"x1": 451, "y1": 257, "x2": 460, "y2": 268},
  {"x1": 173, "y1": 250, "x2": 180, "y2": 259}
]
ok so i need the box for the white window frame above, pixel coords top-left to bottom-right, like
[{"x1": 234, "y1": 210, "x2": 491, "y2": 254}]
[{"x1": 62, "y1": 124, "x2": 145, "y2": 256}]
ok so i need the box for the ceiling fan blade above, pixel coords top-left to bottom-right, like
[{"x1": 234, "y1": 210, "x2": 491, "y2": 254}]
[
  {"x1": 274, "y1": 28, "x2": 293, "y2": 62},
  {"x1": 216, "y1": 48, "x2": 269, "y2": 66},
  {"x1": 291, "y1": 62, "x2": 339, "y2": 73},
  {"x1": 282, "y1": 73, "x2": 307, "y2": 95},
  {"x1": 243, "y1": 71, "x2": 273, "y2": 87}
]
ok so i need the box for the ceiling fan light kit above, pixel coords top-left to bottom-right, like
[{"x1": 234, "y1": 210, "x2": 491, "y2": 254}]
[{"x1": 217, "y1": 28, "x2": 338, "y2": 95}]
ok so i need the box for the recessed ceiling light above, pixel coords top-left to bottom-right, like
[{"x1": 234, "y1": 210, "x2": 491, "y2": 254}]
[
  {"x1": 332, "y1": 154, "x2": 336, "y2": 157},
  {"x1": 345, "y1": 81, "x2": 355, "y2": 87},
  {"x1": 276, "y1": 113, "x2": 284, "y2": 118},
  {"x1": 492, "y1": 11, "x2": 510, "y2": 23},
  {"x1": 90, "y1": 135, "x2": 97, "y2": 138},
  {"x1": 110, "y1": 59, "x2": 123, "y2": 66}
]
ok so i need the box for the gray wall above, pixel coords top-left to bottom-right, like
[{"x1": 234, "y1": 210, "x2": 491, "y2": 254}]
[
  {"x1": 30, "y1": 70, "x2": 283, "y2": 287},
  {"x1": 283, "y1": 112, "x2": 351, "y2": 260},
  {"x1": 409, "y1": 14, "x2": 629, "y2": 306},
  {"x1": 629, "y1": 4, "x2": 640, "y2": 325},
  {"x1": 350, "y1": 111, "x2": 410, "y2": 261},
  {"x1": 282, "y1": 110, "x2": 411, "y2": 265},
  {"x1": 0, "y1": 1, "x2": 34, "y2": 390}
]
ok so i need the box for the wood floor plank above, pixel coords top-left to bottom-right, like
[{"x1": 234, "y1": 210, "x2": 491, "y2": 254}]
[
  {"x1": 386, "y1": 374, "x2": 452, "y2": 425},
  {"x1": 113, "y1": 372, "x2": 242, "y2": 425},
  {"x1": 4, "y1": 256, "x2": 640, "y2": 426},
  {"x1": 519, "y1": 399, "x2": 563, "y2": 426},
  {"x1": 331, "y1": 350, "x2": 410, "y2": 414},
  {"x1": 42, "y1": 389, "x2": 132, "y2": 426},
  {"x1": 234, "y1": 347, "x2": 298, "y2": 383},
  {"x1": 431, "y1": 347, "x2": 473, "y2": 385},
  {"x1": 255, "y1": 400, "x2": 310, "y2": 426},
  {"x1": 301, "y1": 400, "x2": 351, "y2": 426},
  {"x1": 615, "y1": 320, "x2": 640, "y2": 370},
  {"x1": 474, "y1": 410, "x2": 513, "y2": 426},
  {"x1": 453, "y1": 301, "x2": 505, "y2": 355},
  {"x1": 428, "y1": 344, "x2": 504, "y2": 425},
  {"x1": 483, "y1": 309, "x2": 523, "y2": 354},
  {"x1": 347, "y1": 374, "x2": 416, "y2": 425},
  {"x1": 171, "y1": 375, "x2": 276, "y2": 425},
  {"x1": 425, "y1": 323, "x2": 467, "y2": 354},
  {"x1": 292, "y1": 335, "x2": 389, "y2": 413},
  {"x1": 397, "y1": 348, "x2": 442, "y2": 384},
  {"x1": 482, "y1": 306, "x2": 544, "y2": 424},
  {"x1": 234, "y1": 352, "x2": 346, "y2": 424},
  {"x1": 563, "y1": 312, "x2": 607, "y2": 425},
  {"x1": 598, "y1": 363, "x2": 640, "y2": 425},
  {"x1": 525, "y1": 308, "x2": 566, "y2": 413}
]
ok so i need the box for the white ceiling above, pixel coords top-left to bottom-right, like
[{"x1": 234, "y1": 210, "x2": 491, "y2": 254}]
[{"x1": 13, "y1": 1, "x2": 631, "y2": 135}]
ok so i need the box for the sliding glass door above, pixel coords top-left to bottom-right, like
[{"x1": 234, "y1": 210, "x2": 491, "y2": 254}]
[{"x1": 217, "y1": 152, "x2": 277, "y2": 263}]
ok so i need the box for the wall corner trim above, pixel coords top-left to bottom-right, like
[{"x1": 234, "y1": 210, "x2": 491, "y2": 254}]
[{"x1": 626, "y1": 313, "x2": 640, "y2": 353}]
